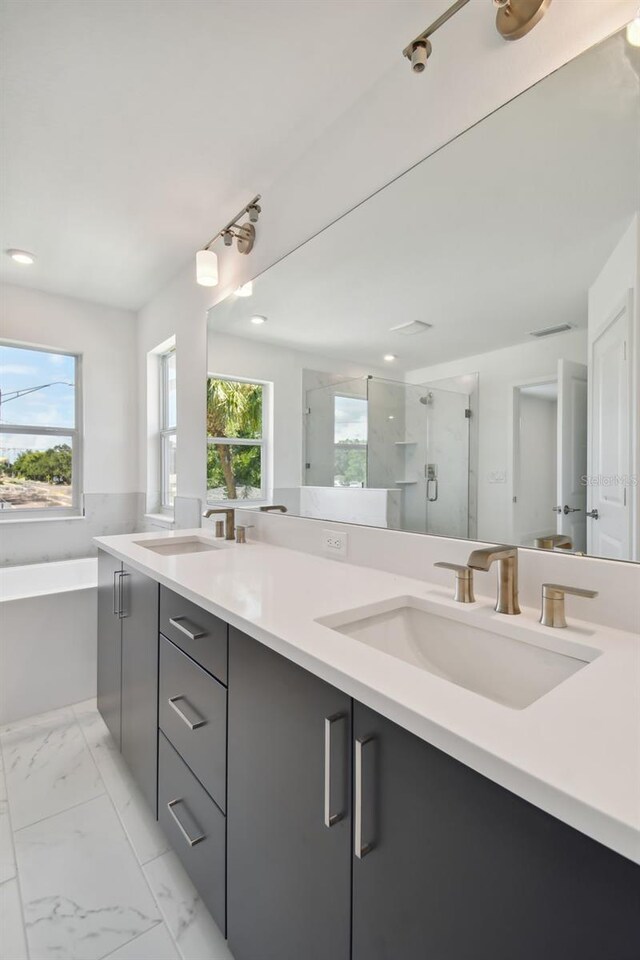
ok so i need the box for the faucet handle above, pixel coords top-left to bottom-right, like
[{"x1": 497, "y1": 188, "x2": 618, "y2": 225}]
[
  {"x1": 235, "y1": 524, "x2": 254, "y2": 544},
  {"x1": 540, "y1": 583, "x2": 598, "y2": 628},
  {"x1": 434, "y1": 562, "x2": 475, "y2": 604}
]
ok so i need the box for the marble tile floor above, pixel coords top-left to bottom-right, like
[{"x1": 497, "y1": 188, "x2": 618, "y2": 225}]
[{"x1": 0, "y1": 700, "x2": 235, "y2": 960}]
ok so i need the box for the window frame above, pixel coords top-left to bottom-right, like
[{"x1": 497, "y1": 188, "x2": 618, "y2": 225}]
[
  {"x1": 333, "y1": 392, "x2": 368, "y2": 488},
  {"x1": 206, "y1": 373, "x2": 268, "y2": 505},
  {"x1": 159, "y1": 349, "x2": 176, "y2": 511},
  {"x1": 0, "y1": 341, "x2": 83, "y2": 519}
]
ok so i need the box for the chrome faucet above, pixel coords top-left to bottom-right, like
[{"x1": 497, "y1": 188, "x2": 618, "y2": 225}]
[
  {"x1": 467, "y1": 544, "x2": 520, "y2": 615},
  {"x1": 202, "y1": 507, "x2": 235, "y2": 541},
  {"x1": 259, "y1": 504, "x2": 288, "y2": 513}
]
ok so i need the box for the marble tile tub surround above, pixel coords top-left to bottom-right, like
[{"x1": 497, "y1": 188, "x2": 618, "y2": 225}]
[
  {"x1": 0, "y1": 701, "x2": 234, "y2": 960},
  {"x1": 235, "y1": 508, "x2": 640, "y2": 635},
  {"x1": 0, "y1": 492, "x2": 143, "y2": 567}
]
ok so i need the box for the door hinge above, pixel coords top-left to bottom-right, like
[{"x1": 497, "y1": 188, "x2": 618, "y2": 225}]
[
  {"x1": 304, "y1": 407, "x2": 311, "y2": 416},
  {"x1": 465, "y1": 408, "x2": 472, "y2": 419},
  {"x1": 305, "y1": 462, "x2": 311, "y2": 469}
]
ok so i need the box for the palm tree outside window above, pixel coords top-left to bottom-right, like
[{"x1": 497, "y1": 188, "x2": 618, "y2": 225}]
[{"x1": 206, "y1": 377, "x2": 266, "y2": 502}]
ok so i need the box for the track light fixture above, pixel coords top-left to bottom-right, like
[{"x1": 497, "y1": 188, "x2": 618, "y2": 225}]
[
  {"x1": 403, "y1": 0, "x2": 552, "y2": 74},
  {"x1": 196, "y1": 194, "x2": 261, "y2": 287}
]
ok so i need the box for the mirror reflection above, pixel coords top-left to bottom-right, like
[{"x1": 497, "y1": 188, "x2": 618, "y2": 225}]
[{"x1": 208, "y1": 30, "x2": 639, "y2": 563}]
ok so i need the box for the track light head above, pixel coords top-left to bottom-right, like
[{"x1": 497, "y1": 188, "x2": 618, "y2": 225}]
[
  {"x1": 222, "y1": 230, "x2": 234, "y2": 247},
  {"x1": 410, "y1": 40, "x2": 431, "y2": 73},
  {"x1": 247, "y1": 203, "x2": 261, "y2": 224}
]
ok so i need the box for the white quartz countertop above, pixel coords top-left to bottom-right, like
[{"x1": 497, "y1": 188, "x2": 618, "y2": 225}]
[{"x1": 95, "y1": 529, "x2": 640, "y2": 865}]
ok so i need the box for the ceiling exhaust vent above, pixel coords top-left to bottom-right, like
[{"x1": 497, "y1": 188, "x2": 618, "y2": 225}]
[
  {"x1": 390, "y1": 320, "x2": 433, "y2": 337},
  {"x1": 529, "y1": 323, "x2": 573, "y2": 339}
]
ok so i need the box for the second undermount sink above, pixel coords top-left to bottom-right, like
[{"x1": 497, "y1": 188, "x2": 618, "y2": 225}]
[
  {"x1": 317, "y1": 597, "x2": 600, "y2": 710},
  {"x1": 133, "y1": 536, "x2": 229, "y2": 556}
]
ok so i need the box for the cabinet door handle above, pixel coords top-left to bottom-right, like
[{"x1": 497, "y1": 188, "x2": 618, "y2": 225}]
[
  {"x1": 112, "y1": 570, "x2": 120, "y2": 616},
  {"x1": 324, "y1": 713, "x2": 346, "y2": 828},
  {"x1": 118, "y1": 571, "x2": 129, "y2": 619},
  {"x1": 169, "y1": 616, "x2": 206, "y2": 641},
  {"x1": 167, "y1": 798, "x2": 206, "y2": 847},
  {"x1": 354, "y1": 736, "x2": 374, "y2": 859},
  {"x1": 168, "y1": 695, "x2": 207, "y2": 730}
]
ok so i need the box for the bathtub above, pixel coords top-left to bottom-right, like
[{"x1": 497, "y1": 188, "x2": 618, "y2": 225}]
[{"x1": 0, "y1": 558, "x2": 97, "y2": 725}]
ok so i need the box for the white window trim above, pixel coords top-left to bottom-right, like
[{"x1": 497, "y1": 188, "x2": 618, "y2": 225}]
[
  {"x1": 0, "y1": 344, "x2": 83, "y2": 519},
  {"x1": 206, "y1": 374, "x2": 270, "y2": 506},
  {"x1": 159, "y1": 349, "x2": 176, "y2": 511}
]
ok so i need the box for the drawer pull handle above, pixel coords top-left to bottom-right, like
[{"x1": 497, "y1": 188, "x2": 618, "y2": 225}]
[
  {"x1": 355, "y1": 736, "x2": 374, "y2": 859},
  {"x1": 169, "y1": 616, "x2": 206, "y2": 641},
  {"x1": 324, "y1": 713, "x2": 346, "y2": 828},
  {"x1": 167, "y1": 798, "x2": 206, "y2": 847},
  {"x1": 168, "y1": 696, "x2": 207, "y2": 730}
]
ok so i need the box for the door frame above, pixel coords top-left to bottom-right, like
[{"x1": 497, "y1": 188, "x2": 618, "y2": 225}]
[
  {"x1": 587, "y1": 289, "x2": 635, "y2": 559},
  {"x1": 509, "y1": 375, "x2": 558, "y2": 544}
]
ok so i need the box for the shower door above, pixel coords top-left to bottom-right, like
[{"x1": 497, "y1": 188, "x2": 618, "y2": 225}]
[{"x1": 423, "y1": 387, "x2": 470, "y2": 538}]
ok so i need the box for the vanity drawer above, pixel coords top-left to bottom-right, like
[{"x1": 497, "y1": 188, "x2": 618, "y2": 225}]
[
  {"x1": 160, "y1": 585, "x2": 228, "y2": 684},
  {"x1": 159, "y1": 635, "x2": 227, "y2": 811},
  {"x1": 158, "y1": 731, "x2": 226, "y2": 934}
]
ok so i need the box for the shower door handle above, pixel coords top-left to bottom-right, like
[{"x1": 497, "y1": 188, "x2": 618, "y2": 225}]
[{"x1": 427, "y1": 479, "x2": 438, "y2": 502}]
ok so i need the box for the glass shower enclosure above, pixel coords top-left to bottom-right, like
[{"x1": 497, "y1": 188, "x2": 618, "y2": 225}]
[{"x1": 304, "y1": 375, "x2": 475, "y2": 536}]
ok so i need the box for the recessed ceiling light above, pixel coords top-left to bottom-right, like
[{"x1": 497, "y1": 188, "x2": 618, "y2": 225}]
[
  {"x1": 235, "y1": 281, "x2": 253, "y2": 297},
  {"x1": 384, "y1": 354, "x2": 396, "y2": 362},
  {"x1": 250, "y1": 315, "x2": 267, "y2": 325},
  {"x1": 6, "y1": 248, "x2": 36, "y2": 265}
]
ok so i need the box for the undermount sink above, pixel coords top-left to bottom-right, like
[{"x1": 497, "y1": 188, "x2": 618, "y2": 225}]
[
  {"x1": 133, "y1": 536, "x2": 228, "y2": 556},
  {"x1": 317, "y1": 597, "x2": 600, "y2": 710}
]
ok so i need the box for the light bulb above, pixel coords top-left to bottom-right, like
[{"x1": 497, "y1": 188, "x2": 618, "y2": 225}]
[
  {"x1": 6, "y1": 248, "x2": 36, "y2": 265},
  {"x1": 196, "y1": 248, "x2": 219, "y2": 287},
  {"x1": 235, "y1": 281, "x2": 253, "y2": 297},
  {"x1": 384, "y1": 354, "x2": 397, "y2": 362},
  {"x1": 250, "y1": 315, "x2": 267, "y2": 325},
  {"x1": 627, "y1": 13, "x2": 640, "y2": 47}
]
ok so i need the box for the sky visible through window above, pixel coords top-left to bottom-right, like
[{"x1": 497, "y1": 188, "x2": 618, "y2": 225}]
[{"x1": 0, "y1": 345, "x2": 75, "y2": 456}]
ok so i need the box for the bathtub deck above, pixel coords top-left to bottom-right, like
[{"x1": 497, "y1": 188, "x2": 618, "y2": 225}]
[{"x1": 0, "y1": 701, "x2": 235, "y2": 960}]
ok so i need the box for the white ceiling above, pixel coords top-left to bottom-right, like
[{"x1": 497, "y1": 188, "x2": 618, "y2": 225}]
[
  {"x1": 208, "y1": 32, "x2": 640, "y2": 373},
  {"x1": 0, "y1": 0, "x2": 438, "y2": 309}
]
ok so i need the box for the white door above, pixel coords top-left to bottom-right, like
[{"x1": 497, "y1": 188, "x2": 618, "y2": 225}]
[
  {"x1": 556, "y1": 359, "x2": 588, "y2": 551},
  {"x1": 587, "y1": 295, "x2": 631, "y2": 560}
]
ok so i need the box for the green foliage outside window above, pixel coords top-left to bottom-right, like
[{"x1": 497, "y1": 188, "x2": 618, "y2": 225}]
[
  {"x1": 206, "y1": 378, "x2": 263, "y2": 500},
  {"x1": 6, "y1": 444, "x2": 72, "y2": 484},
  {"x1": 334, "y1": 442, "x2": 367, "y2": 486}
]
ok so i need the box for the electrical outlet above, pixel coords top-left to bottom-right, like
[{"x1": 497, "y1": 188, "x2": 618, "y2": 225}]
[{"x1": 322, "y1": 529, "x2": 348, "y2": 558}]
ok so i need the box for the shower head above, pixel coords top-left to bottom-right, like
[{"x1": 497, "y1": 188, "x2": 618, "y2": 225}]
[{"x1": 419, "y1": 392, "x2": 433, "y2": 405}]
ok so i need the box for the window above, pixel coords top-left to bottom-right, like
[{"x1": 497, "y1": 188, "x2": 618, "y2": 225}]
[
  {"x1": 206, "y1": 377, "x2": 265, "y2": 502},
  {"x1": 0, "y1": 343, "x2": 81, "y2": 515},
  {"x1": 334, "y1": 395, "x2": 367, "y2": 487},
  {"x1": 160, "y1": 350, "x2": 176, "y2": 509}
]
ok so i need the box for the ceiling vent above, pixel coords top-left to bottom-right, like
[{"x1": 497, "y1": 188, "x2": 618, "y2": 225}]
[
  {"x1": 529, "y1": 323, "x2": 573, "y2": 339},
  {"x1": 389, "y1": 320, "x2": 433, "y2": 336}
]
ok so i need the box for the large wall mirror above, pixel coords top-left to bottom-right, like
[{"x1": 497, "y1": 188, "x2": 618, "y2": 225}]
[{"x1": 207, "y1": 27, "x2": 640, "y2": 564}]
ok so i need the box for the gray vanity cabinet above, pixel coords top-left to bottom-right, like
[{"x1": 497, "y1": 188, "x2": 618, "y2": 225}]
[
  {"x1": 352, "y1": 702, "x2": 640, "y2": 960},
  {"x1": 97, "y1": 550, "x2": 159, "y2": 814},
  {"x1": 227, "y1": 627, "x2": 352, "y2": 960},
  {"x1": 96, "y1": 549, "x2": 123, "y2": 747},
  {"x1": 120, "y1": 565, "x2": 159, "y2": 815}
]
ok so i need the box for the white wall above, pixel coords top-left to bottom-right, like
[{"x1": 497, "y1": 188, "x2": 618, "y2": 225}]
[
  {"x1": 587, "y1": 214, "x2": 640, "y2": 559},
  {"x1": 407, "y1": 328, "x2": 588, "y2": 544},
  {"x1": 0, "y1": 283, "x2": 139, "y2": 564}
]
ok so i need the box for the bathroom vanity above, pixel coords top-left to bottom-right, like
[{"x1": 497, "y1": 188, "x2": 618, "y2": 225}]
[{"x1": 95, "y1": 534, "x2": 640, "y2": 960}]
